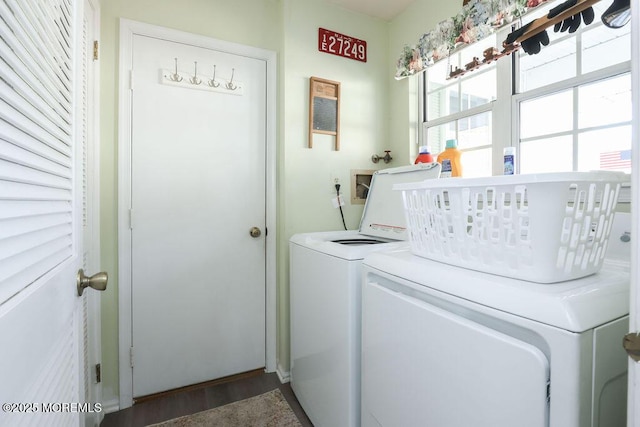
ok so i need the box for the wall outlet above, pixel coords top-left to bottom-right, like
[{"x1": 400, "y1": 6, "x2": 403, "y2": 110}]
[{"x1": 330, "y1": 172, "x2": 341, "y2": 193}]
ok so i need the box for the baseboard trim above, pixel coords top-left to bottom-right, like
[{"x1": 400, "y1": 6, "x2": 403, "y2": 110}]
[
  {"x1": 102, "y1": 397, "x2": 120, "y2": 414},
  {"x1": 276, "y1": 363, "x2": 290, "y2": 383}
]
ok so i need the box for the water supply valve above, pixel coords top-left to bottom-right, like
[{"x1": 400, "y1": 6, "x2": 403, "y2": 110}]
[{"x1": 372, "y1": 150, "x2": 392, "y2": 164}]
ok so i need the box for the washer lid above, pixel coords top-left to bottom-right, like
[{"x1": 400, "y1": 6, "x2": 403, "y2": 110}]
[
  {"x1": 359, "y1": 163, "x2": 441, "y2": 241},
  {"x1": 290, "y1": 230, "x2": 409, "y2": 261}
]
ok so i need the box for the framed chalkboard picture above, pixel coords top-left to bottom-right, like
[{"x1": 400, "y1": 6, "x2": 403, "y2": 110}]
[{"x1": 309, "y1": 77, "x2": 340, "y2": 150}]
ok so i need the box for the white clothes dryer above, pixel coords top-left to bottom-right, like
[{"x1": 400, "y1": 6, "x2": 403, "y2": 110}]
[
  {"x1": 289, "y1": 163, "x2": 441, "y2": 427},
  {"x1": 360, "y1": 214, "x2": 631, "y2": 427}
]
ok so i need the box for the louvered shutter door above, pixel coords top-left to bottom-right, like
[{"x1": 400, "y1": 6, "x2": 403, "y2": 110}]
[{"x1": 0, "y1": 0, "x2": 74, "y2": 304}]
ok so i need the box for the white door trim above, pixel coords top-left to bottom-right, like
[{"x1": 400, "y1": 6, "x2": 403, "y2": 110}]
[
  {"x1": 117, "y1": 19, "x2": 277, "y2": 409},
  {"x1": 83, "y1": 0, "x2": 103, "y2": 424},
  {"x1": 628, "y1": 0, "x2": 639, "y2": 424}
]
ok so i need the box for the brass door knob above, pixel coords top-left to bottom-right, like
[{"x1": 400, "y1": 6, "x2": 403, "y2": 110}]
[
  {"x1": 249, "y1": 227, "x2": 262, "y2": 238},
  {"x1": 77, "y1": 269, "x2": 108, "y2": 296}
]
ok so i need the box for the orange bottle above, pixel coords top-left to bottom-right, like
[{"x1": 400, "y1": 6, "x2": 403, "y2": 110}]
[{"x1": 437, "y1": 139, "x2": 462, "y2": 178}]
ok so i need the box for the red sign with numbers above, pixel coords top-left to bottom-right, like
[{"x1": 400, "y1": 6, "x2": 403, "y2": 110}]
[{"x1": 318, "y1": 28, "x2": 367, "y2": 63}]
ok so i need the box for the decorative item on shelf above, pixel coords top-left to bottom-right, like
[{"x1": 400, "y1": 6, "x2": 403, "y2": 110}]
[
  {"x1": 488, "y1": 42, "x2": 520, "y2": 60},
  {"x1": 465, "y1": 56, "x2": 482, "y2": 71},
  {"x1": 371, "y1": 151, "x2": 392, "y2": 164},
  {"x1": 395, "y1": 0, "x2": 547, "y2": 80},
  {"x1": 446, "y1": 42, "x2": 521, "y2": 80},
  {"x1": 309, "y1": 77, "x2": 341, "y2": 150},
  {"x1": 482, "y1": 47, "x2": 500, "y2": 64},
  {"x1": 400, "y1": 0, "x2": 613, "y2": 81},
  {"x1": 448, "y1": 65, "x2": 473, "y2": 80},
  {"x1": 500, "y1": 42, "x2": 520, "y2": 56},
  {"x1": 448, "y1": 65, "x2": 466, "y2": 80}
]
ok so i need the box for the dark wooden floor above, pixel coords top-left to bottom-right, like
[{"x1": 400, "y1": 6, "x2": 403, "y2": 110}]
[{"x1": 100, "y1": 371, "x2": 313, "y2": 426}]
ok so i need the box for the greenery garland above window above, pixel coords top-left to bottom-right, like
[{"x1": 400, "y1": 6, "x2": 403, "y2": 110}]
[{"x1": 395, "y1": 0, "x2": 551, "y2": 80}]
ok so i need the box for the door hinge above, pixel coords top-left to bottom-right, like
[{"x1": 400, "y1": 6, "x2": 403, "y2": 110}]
[
  {"x1": 95, "y1": 363, "x2": 101, "y2": 383},
  {"x1": 130, "y1": 347, "x2": 134, "y2": 368},
  {"x1": 623, "y1": 332, "x2": 640, "y2": 361},
  {"x1": 129, "y1": 209, "x2": 134, "y2": 229},
  {"x1": 93, "y1": 40, "x2": 99, "y2": 61},
  {"x1": 129, "y1": 70, "x2": 134, "y2": 91}
]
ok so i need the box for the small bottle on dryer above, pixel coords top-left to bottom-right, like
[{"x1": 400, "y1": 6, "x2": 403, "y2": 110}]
[
  {"x1": 504, "y1": 147, "x2": 516, "y2": 175},
  {"x1": 414, "y1": 146, "x2": 434, "y2": 164},
  {"x1": 437, "y1": 139, "x2": 462, "y2": 178}
]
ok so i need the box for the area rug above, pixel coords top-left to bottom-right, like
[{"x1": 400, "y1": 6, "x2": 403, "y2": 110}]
[{"x1": 147, "y1": 389, "x2": 303, "y2": 427}]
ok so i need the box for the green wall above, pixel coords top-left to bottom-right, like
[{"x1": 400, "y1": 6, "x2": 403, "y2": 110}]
[
  {"x1": 99, "y1": 0, "x2": 458, "y2": 407},
  {"x1": 279, "y1": 0, "x2": 390, "y2": 374}
]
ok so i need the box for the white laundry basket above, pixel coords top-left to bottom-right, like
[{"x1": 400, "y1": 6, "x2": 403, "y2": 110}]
[{"x1": 395, "y1": 172, "x2": 628, "y2": 283}]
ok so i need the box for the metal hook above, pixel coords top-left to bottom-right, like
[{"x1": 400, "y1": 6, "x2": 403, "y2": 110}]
[
  {"x1": 226, "y1": 68, "x2": 237, "y2": 90},
  {"x1": 208, "y1": 65, "x2": 220, "y2": 88},
  {"x1": 168, "y1": 57, "x2": 183, "y2": 82},
  {"x1": 189, "y1": 61, "x2": 201, "y2": 85}
]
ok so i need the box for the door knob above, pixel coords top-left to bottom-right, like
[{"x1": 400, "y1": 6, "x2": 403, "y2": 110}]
[
  {"x1": 624, "y1": 333, "x2": 640, "y2": 362},
  {"x1": 249, "y1": 227, "x2": 262, "y2": 238},
  {"x1": 77, "y1": 269, "x2": 108, "y2": 296}
]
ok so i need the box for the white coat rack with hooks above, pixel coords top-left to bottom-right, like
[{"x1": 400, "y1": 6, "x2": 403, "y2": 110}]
[{"x1": 161, "y1": 58, "x2": 244, "y2": 96}]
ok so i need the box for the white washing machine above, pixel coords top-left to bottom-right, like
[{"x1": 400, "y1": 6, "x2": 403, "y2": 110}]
[
  {"x1": 289, "y1": 163, "x2": 441, "y2": 427},
  {"x1": 361, "y1": 213, "x2": 631, "y2": 427}
]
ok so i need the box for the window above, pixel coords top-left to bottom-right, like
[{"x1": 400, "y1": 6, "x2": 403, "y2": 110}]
[
  {"x1": 516, "y1": 1, "x2": 631, "y2": 175},
  {"x1": 518, "y1": 74, "x2": 631, "y2": 174},
  {"x1": 420, "y1": 2, "x2": 631, "y2": 177},
  {"x1": 423, "y1": 35, "x2": 497, "y2": 178}
]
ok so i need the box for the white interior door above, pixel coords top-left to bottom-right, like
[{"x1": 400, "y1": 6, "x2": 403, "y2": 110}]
[
  {"x1": 0, "y1": 0, "x2": 96, "y2": 425},
  {"x1": 129, "y1": 34, "x2": 267, "y2": 398}
]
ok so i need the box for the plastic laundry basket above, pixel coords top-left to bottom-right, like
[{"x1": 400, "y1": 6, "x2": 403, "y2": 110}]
[{"x1": 395, "y1": 171, "x2": 628, "y2": 283}]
